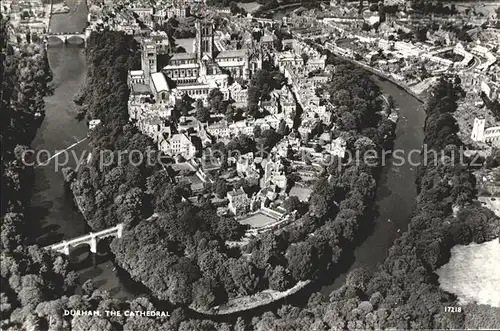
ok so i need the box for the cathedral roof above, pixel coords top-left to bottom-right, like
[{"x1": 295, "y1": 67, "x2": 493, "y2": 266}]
[
  {"x1": 216, "y1": 49, "x2": 247, "y2": 59},
  {"x1": 171, "y1": 52, "x2": 197, "y2": 60}
]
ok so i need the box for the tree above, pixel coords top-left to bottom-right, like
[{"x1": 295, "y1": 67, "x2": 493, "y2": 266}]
[
  {"x1": 208, "y1": 88, "x2": 225, "y2": 114},
  {"x1": 415, "y1": 27, "x2": 428, "y2": 42},
  {"x1": 387, "y1": 95, "x2": 395, "y2": 113},
  {"x1": 308, "y1": 178, "x2": 336, "y2": 218},
  {"x1": 287, "y1": 241, "x2": 316, "y2": 281},
  {"x1": 269, "y1": 266, "x2": 291, "y2": 291},
  {"x1": 81, "y1": 280, "x2": 96, "y2": 296},
  {"x1": 301, "y1": 53, "x2": 309, "y2": 65},
  {"x1": 196, "y1": 105, "x2": 210, "y2": 122},
  {"x1": 72, "y1": 315, "x2": 115, "y2": 331},
  {"x1": 277, "y1": 120, "x2": 289, "y2": 136},
  {"x1": 191, "y1": 277, "x2": 224, "y2": 310},
  {"x1": 215, "y1": 179, "x2": 228, "y2": 199},
  {"x1": 228, "y1": 259, "x2": 261, "y2": 296},
  {"x1": 253, "y1": 125, "x2": 262, "y2": 138},
  {"x1": 261, "y1": 129, "x2": 281, "y2": 151}
]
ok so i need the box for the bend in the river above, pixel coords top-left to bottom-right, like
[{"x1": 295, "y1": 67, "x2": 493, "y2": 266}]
[{"x1": 32, "y1": 1, "x2": 426, "y2": 311}]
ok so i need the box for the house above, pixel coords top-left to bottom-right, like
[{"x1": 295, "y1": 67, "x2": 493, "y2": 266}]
[
  {"x1": 307, "y1": 55, "x2": 326, "y2": 71},
  {"x1": 227, "y1": 187, "x2": 250, "y2": 215},
  {"x1": 138, "y1": 116, "x2": 167, "y2": 141},
  {"x1": 260, "y1": 33, "x2": 276, "y2": 48},
  {"x1": 228, "y1": 82, "x2": 248, "y2": 104},
  {"x1": 260, "y1": 96, "x2": 279, "y2": 115},
  {"x1": 324, "y1": 137, "x2": 347, "y2": 158},
  {"x1": 206, "y1": 120, "x2": 230, "y2": 138},
  {"x1": 158, "y1": 133, "x2": 197, "y2": 160}
]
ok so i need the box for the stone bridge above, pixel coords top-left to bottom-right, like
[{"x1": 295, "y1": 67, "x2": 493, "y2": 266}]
[
  {"x1": 45, "y1": 223, "x2": 124, "y2": 256},
  {"x1": 46, "y1": 32, "x2": 87, "y2": 44}
]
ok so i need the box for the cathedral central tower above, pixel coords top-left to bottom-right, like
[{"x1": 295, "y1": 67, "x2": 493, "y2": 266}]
[{"x1": 195, "y1": 20, "x2": 215, "y2": 60}]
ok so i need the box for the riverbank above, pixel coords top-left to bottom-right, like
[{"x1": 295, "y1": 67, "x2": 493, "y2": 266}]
[
  {"x1": 328, "y1": 50, "x2": 428, "y2": 103},
  {"x1": 190, "y1": 280, "x2": 310, "y2": 315}
]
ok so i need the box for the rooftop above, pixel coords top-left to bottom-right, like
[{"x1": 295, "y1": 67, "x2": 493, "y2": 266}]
[
  {"x1": 151, "y1": 72, "x2": 169, "y2": 92},
  {"x1": 216, "y1": 49, "x2": 247, "y2": 59},
  {"x1": 171, "y1": 52, "x2": 197, "y2": 60}
]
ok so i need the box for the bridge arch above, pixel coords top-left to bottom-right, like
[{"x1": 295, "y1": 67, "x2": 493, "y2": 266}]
[
  {"x1": 47, "y1": 35, "x2": 66, "y2": 44},
  {"x1": 45, "y1": 223, "x2": 124, "y2": 260},
  {"x1": 46, "y1": 33, "x2": 86, "y2": 46},
  {"x1": 66, "y1": 35, "x2": 86, "y2": 44}
]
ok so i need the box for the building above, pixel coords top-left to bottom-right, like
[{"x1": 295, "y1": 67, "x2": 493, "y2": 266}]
[
  {"x1": 227, "y1": 187, "x2": 250, "y2": 215},
  {"x1": 150, "y1": 31, "x2": 173, "y2": 54},
  {"x1": 324, "y1": 137, "x2": 347, "y2": 158},
  {"x1": 130, "y1": 7, "x2": 154, "y2": 27},
  {"x1": 228, "y1": 82, "x2": 248, "y2": 104},
  {"x1": 263, "y1": 159, "x2": 287, "y2": 190},
  {"x1": 166, "y1": 1, "x2": 190, "y2": 19},
  {"x1": 206, "y1": 120, "x2": 230, "y2": 138},
  {"x1": 138, "y1": 116, "x2": 168, "y2": 140},
  {"x1": 471, "y1": 117, "x2": 500, "y2": 145},
  {"x1": 130, "y1": 19, "x2": 260, "y2": 109},
  {"x1": 150, "y1": 72, "x2": 171, "y2": 104},
  {"x1": 158, "y1": 133, "x2": 197, "y2": 160},
  {"x1": 160, "y1": 20, "x2": 262, "y2": 101}
]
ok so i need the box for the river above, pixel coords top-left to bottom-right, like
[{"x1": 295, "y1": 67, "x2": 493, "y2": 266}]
[
  {"x1": 30, "y1": 0, "x2": 136, "y2": 300},
  {"x1": 319, "y1": 75, "x2": 426, "y2": 294}
]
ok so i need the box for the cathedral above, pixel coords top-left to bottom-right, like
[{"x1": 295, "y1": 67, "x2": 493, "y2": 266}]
[{"x1": 129, "y1": 19, "x2": 262, "y2": 105}]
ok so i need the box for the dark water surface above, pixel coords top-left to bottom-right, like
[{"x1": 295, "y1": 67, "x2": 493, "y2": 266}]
[{"x1": 319, "y1": 76, "x2": 426, "y2": 294}]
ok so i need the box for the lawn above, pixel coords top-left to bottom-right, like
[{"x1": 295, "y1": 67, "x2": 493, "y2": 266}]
[
  {"x1": 436, "y1": 238, "x2": 500, "y2": 308},
  {"x1": 289, "y1": 185, "x2": 312, "y2": 202},
  {"x1": 236, "y1": 2, "x2": 262, "y2": 13},
  {"x1": 174, "y1": 38, "x2": 195, "y2": 52},
  {"x1": 240, "y1": 212, "x2": 276, "y2": 229}
]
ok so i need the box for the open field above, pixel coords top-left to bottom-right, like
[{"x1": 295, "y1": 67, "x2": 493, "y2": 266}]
[{"x1": 436, "y1": 238, "x2": 500, "y2": 308}]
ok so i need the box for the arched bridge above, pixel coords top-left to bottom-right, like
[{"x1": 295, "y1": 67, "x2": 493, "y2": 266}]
[
  {"x1": 45, "y1": 223, "x2": 124, "y2": 255},
  {"x1": 46, "y1": 32, "x2": 87, "y2": 44}
]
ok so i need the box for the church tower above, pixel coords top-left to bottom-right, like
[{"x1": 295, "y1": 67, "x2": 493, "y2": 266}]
[
  {"x1": 195, "y1": 20, "x2": 214, "y2": 60},
  {"x1": 141, "y1": 39, "x2": 157, "y2": 83}
]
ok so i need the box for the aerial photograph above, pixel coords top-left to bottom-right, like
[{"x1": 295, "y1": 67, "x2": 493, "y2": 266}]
[{"x1": 1, "y1": 0, "x2": 499, "y2": 330}]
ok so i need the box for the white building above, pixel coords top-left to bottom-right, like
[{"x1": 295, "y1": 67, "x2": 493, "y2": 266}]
[
  {"x1": 471, "y1": 117, "x2": 500, "y2": 145},
  {"x1": 158, "y1": 133, "x2": 197, "y2": 160}
]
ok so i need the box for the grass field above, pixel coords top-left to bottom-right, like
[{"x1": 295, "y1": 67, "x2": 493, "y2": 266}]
[
  {"x1": 236, "y1": 2, "x2": 262, "y2": 13},
  {"x1": 289, "y1": 185, "x2": 312, "y2": 202},
  {"x1": 436, "y1": 238, "x2": 500, "y2": 308},
  {"x1": 174, "y1": 38, "x2": 195, "y2": 52},
  {"x1": 240, "y1": 212, "x2": 276, "y2": 228}
]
